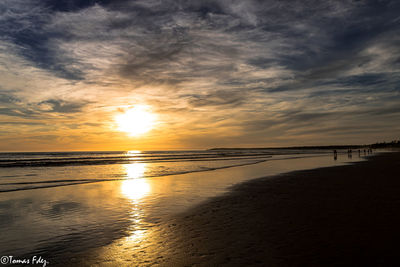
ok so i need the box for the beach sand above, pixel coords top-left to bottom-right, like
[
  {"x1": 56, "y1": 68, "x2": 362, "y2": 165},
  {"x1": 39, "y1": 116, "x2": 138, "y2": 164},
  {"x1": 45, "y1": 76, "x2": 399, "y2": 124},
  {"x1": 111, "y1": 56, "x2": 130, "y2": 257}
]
[{"x1": 150, "y1": 152, "x2": 400, "y2": 266}]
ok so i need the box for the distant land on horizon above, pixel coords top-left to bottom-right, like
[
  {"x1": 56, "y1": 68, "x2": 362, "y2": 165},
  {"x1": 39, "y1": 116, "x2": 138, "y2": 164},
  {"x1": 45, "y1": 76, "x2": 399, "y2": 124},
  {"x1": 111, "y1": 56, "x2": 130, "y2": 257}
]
[{"x1": 209, "y1": 140, "x2": 400, "y2": 151}]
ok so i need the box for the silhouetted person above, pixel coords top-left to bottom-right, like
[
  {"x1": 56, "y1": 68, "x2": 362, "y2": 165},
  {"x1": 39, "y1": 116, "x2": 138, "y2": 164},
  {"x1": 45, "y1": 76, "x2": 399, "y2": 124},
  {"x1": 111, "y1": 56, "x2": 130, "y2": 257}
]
[
  {"x1": 358, "y1": 149, "x2": 361, "y2": 157},
  {"x1": 348, "y1": 149, "x2": 352, "y2": 159},
  {"x1": 333, "y1": 150, "x2": 337, "y2": 160}
]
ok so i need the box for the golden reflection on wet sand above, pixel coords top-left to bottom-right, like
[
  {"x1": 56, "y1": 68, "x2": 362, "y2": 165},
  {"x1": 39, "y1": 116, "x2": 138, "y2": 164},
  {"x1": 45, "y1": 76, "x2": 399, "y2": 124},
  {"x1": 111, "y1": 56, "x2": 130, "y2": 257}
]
[
  {"x1": 81, "y1": 155, "x2": 361, "y2": 265},
  {"x1": 120, "y1": 163, "x2": 152, "y2": 243},
  {"x1": 83, "y1": 162, "x2": 163, "y2": 266},
  {"x1": 121, "y1": 163, "x2": 150, "y2": 201}
]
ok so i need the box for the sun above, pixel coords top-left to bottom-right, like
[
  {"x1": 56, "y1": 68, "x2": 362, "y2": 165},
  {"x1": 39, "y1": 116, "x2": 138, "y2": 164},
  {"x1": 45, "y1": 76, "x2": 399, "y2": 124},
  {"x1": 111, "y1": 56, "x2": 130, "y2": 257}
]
[{"x1": 115, "y1": 105, "x2": 157, "y2": 136}]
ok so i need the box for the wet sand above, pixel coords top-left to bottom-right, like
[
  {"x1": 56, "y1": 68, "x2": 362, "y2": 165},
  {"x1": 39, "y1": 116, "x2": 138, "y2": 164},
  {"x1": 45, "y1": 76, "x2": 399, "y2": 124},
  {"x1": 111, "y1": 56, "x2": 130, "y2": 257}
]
[
  {"x1": 42, "y1": 152, "x2": 399, "y2": 266},
  {"x1": 157, "y1": 152, "x2": 400, "y2": 266}
]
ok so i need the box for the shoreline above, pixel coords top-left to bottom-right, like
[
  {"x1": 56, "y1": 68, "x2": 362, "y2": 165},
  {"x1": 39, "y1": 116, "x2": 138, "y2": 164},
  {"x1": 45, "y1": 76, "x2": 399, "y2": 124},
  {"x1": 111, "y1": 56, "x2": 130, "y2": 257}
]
[{"x1": 151, "y1": 151, "x2": 400, "y2": 266}]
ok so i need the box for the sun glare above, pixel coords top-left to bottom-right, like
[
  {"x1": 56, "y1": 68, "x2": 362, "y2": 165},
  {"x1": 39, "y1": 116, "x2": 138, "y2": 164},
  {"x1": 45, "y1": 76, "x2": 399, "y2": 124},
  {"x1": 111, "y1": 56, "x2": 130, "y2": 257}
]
[
  {"x1": 115, "y1": 105, "x2": 157, "y2": 136},
  {"x1": 121, "y1": 163, "x2": 150, "y2": 201}
]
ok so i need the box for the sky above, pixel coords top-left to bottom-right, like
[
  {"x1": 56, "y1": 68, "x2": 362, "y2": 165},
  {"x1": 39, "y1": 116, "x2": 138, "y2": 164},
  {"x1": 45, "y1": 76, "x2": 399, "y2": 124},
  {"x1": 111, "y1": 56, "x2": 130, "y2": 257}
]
[{"x1": 0, "y1": 0, "x2": 399, "y2": 151}]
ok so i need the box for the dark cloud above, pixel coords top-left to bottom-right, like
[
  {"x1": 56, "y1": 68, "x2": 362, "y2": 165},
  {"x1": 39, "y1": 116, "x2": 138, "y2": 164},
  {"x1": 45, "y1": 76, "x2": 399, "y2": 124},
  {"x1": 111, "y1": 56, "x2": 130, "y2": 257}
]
[
  {"x1": 0, "y1": 95, "x2": 87, "y2": 119},
  {"x1": 322, "y1": 73, "x2": 387, "y2": 87},
  {"x1": 0, "y1": 93, "x2": 37, "y2": 118},
  {"x1": 2, "y1": 0, "x2": 399, "y2": 86},
  {"x1": 0, "y1": 93, "x2": 19, "y2": 104},
  {"x1": 0, "y1": 121, "x2": 45, "y2": 125},
  {"x1": 0, "y1": 108, "x2": 37, "y2": 118},
  {"x1": 43, "y1": 0, "x2": 109, "y2": 12},
  {"x1": 0, "y1": 1, "x2": 84, "y2": 80},
  {"x1": 38, "y1": 99, "x2": 87, "y2": 113}
]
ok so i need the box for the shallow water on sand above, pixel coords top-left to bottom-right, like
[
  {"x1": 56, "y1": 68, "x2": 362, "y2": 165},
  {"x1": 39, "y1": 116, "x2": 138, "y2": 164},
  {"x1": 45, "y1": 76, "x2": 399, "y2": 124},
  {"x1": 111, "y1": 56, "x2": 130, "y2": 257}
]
[{"x1": 0, "y1": 151, "x2": 366, "y2": 265}]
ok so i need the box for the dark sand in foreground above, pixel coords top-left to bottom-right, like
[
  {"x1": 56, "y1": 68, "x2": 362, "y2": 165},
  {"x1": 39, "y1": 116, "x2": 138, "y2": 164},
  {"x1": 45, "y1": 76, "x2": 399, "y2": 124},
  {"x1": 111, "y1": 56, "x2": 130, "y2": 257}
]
[{"x1": 160, "y1": 152, "x2": 400, "y2": 266}]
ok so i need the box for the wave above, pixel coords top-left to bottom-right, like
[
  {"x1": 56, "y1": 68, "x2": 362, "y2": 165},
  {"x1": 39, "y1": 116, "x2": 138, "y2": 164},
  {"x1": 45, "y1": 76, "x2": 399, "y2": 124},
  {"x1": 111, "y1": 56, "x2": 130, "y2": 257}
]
[{"x1": 0, "y1": 151, "x2": 275, "y2": 168}]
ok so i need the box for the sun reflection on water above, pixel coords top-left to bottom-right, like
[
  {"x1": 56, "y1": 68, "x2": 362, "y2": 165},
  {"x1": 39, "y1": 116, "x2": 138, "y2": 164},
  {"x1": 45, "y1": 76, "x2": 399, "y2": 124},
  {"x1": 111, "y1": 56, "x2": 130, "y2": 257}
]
[
  {"x1": 121, "y1": 178, "x2": 150, "y2": 201},
  {"x1": 127, "y1": 150, "x2": 141, "y2": 155},
  {"x1": 120, "y1": 162, "x2": 151, "y2": 244},
  {"x1": 121, "y1": 163, "x2": 150, "y2": 201}
]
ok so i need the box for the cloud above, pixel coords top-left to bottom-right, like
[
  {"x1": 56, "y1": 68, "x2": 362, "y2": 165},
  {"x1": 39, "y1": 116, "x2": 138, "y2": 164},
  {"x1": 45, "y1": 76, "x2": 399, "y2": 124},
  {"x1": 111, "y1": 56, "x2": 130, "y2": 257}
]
[
  {"x1": 0, "y1": 0, "x2": 400, "y2": 149},
  {"x1": 0, "y1": 93, "x2": 38, "y2": 118},
  {"x1": 38, "y1": 99, "x2": 88, "y2": 113},
  {"x1": 0, "y1": 93, "x2": 20, "y2": 104},
  {"x1": 0, "y1": 1, "x2": 86, "y2": 80},
  {"x1": 0, "y1": 92, "x2": 87, "y2": 123},
  {"x1": 0, "y1": 108, "x2": 37, "y2": 118},
  {"x1": 185, "y1": 90, "x2": 245, "y2": 107}
]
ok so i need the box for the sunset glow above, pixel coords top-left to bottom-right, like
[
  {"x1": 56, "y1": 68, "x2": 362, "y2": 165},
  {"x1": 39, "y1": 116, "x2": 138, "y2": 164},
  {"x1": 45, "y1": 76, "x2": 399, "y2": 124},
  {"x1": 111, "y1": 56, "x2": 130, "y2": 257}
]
[
  {"x1": 115, "y1": 106, "x2": 157, "y2": 137},
  {"x1": 0, "y1": 0, "x2": 399, "y2": 151}
]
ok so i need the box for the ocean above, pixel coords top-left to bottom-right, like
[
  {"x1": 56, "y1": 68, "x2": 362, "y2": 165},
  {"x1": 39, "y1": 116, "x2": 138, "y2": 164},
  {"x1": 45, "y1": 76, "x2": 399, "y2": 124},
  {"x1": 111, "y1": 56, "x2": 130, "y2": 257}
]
[{"x1": 0, "y1": 149, "x2": 333, "y2": 193}]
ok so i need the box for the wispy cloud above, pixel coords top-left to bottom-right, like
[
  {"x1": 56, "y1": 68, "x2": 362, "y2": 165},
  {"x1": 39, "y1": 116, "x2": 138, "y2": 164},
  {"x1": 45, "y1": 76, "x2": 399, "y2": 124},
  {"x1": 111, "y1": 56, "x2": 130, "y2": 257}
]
[{"x1": 0, "y1": 0, "x2": 399, "y2": 150}]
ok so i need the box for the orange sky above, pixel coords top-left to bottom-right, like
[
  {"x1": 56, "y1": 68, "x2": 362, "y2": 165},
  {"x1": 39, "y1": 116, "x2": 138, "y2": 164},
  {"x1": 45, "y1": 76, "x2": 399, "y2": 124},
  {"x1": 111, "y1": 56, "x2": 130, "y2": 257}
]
[{"x1": 1, "y1": 1, "x2": 399, "y2": 151}]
